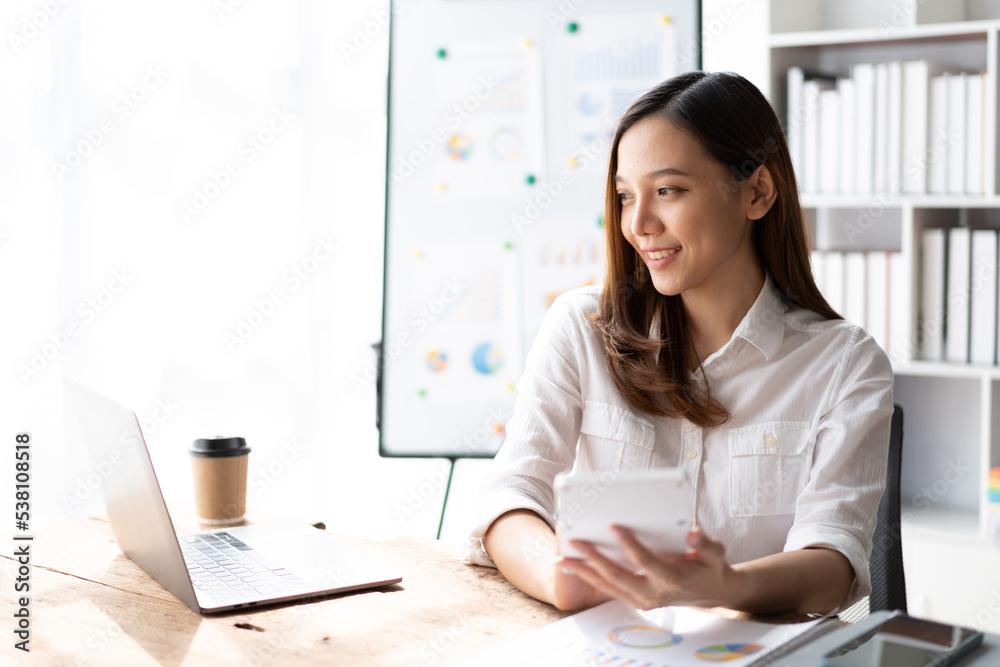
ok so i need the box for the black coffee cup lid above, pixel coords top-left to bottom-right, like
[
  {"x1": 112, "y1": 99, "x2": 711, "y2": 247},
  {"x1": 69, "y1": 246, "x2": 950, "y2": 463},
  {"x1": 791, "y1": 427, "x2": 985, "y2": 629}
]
[{"x1": 190, "y1": 436, "x2": 251, "y2": 458}]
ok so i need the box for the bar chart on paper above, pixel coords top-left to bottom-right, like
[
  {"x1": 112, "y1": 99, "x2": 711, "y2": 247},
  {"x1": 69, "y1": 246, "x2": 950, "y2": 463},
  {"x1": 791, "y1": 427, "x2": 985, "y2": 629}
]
[{"x1": 573, "y1": 37, "x2": 666, "y2": 82}]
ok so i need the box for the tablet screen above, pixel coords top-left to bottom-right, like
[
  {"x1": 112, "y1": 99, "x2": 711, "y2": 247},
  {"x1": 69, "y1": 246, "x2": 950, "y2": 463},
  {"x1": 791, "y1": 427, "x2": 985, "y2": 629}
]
[
  {"x1": 822, "y1": 616, "x2": 982, "y2": 667},
  {"x1": 555, "y1": 468, "x2": 692, "y2": 568}
]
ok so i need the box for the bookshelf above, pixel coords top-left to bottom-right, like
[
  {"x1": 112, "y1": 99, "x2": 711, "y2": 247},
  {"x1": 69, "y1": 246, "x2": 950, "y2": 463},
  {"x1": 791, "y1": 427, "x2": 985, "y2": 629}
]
[
  {"x1": 761, "y1": 0, "x2": 1000, "y2": 629},
  {"x1": 767, "y1": 3, "x2": 1000, "y2": 549}
]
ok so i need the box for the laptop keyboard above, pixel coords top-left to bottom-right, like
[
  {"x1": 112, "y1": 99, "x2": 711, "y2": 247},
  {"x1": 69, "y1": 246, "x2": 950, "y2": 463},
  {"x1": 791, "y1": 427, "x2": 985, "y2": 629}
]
[{"x1": 179, "y1": 531, "x2": 310, "y2": 605}]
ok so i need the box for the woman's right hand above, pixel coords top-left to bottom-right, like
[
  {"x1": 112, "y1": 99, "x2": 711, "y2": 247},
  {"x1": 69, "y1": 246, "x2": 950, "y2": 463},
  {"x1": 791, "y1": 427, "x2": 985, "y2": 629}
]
[
  {"x1": 483, "y1": 508, "x2": 609, "y2": 611},
  {"x1": 548, "y1": 557, "x2": 612, "y2": 611}
]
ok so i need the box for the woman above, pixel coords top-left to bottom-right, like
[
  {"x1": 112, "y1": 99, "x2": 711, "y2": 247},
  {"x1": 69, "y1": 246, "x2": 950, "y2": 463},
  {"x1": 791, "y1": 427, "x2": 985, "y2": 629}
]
[{"x1": 467, "y1": 71, "x2": 893, "y2": 615}]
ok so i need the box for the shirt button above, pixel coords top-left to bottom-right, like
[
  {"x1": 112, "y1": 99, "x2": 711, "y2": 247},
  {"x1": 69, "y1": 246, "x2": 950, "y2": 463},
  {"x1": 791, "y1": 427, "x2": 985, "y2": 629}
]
[
  {"x1": 764, "y1": 434, "x2": 778, "y2": 447},
  {"x1": 686, "y1": 449, "x2": 698, "y2": 460}
]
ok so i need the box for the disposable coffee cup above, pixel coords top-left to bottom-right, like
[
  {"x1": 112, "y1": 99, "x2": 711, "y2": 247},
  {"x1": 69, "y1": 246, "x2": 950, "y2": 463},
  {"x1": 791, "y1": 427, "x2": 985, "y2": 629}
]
[{"x1": 189, "y1": 436, "x2": 251, "y2": 526}]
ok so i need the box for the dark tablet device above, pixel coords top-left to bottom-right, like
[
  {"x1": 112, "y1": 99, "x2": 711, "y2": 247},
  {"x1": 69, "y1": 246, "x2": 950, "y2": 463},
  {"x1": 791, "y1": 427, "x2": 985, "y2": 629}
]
[{"x1": 821, "y1": 614, "x2": 983, "y2": 667}]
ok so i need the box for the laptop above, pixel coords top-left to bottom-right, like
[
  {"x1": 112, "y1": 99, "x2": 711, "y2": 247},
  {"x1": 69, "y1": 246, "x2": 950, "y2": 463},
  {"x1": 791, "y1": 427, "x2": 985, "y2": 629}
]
[{"x1": 64, "y1": 377, "x2": 402, "y2": 614}]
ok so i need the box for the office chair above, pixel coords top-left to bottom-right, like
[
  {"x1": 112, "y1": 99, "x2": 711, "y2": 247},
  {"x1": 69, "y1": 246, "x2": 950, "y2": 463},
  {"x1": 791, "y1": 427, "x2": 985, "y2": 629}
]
[{"x1": 839, "y1": 404, "x2": 906, "y2": 622}]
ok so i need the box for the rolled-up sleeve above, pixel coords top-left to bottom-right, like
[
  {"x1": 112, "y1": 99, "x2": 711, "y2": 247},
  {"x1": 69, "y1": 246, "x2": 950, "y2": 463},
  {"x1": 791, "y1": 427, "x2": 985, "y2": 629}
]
[
  {"x1": 465, "y1": 294, "x2": 589, "y2": 566},
  {"x1": 783, "y1": 326, "x2": 894, "y2": 608}
]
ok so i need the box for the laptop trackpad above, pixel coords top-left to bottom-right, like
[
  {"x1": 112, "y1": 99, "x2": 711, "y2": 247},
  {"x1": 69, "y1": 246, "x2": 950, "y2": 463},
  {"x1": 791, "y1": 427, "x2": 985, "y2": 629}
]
[{"x1": 250, "y1": 530, "x2": 399, "y2": 589}]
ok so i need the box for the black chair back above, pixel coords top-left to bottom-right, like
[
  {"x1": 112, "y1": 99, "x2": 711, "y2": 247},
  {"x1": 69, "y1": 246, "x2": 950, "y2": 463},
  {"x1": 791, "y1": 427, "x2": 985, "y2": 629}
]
[{"x1": 869, "y1": 404, "x2": 906, "y2": 613}]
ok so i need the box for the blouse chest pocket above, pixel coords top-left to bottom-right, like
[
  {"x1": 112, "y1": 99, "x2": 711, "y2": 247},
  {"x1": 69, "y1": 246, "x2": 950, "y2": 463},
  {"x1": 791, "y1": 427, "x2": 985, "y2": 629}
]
[
  {"x1": 578, "y1": 401, "x2": 654, "y2": 472},
  {"x1": 728, "y1": 421, "x2": 812, "y2": 518}
]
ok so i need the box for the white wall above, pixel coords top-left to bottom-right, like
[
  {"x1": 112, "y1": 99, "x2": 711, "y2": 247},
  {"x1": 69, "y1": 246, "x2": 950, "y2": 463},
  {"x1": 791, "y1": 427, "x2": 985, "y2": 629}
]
[{"x1": 1, "y1": 0, "x2": 481, "y2": 545}]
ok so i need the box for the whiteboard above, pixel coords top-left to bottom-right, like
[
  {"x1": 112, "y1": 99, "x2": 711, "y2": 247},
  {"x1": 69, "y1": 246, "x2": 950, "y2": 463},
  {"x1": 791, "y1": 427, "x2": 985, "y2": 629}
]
[{"x1": 379, "y1": 0, "x2": 700, "y2": 458}]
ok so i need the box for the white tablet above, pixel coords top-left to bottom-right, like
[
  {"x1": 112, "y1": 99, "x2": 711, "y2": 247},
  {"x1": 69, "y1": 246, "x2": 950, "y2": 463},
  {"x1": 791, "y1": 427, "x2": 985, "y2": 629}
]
[{"x1": 554, "y1": 468, "x2": 693, "y2": 569}]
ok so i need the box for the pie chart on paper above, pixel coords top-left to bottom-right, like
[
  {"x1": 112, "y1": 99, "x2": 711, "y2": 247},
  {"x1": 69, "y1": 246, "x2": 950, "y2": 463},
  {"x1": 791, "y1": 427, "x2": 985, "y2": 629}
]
[
  {"x1": 489, "y1": 126, "x2": 522, "y2": 162},
  {"x1": 471, "y1": 342, "x2": 503, "y2": 374},
  {"x1": 694, "y1": 643, "x2": 765, "y2": 661},
  {"x1": 425, "y1": 349, "x2": 448, "y2": 372},
  {"x1": 446, "y1": 133, "x2": 474, "y2": 161},
  {"x1": 608, "y1": 624, "x2": 682, "y2": 649}
]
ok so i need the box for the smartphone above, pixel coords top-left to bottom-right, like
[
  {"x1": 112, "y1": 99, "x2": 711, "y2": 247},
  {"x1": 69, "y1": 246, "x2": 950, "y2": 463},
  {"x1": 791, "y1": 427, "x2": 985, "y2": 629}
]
[
  {"x1": 820, "y1": 614, "x2": 983, "y2": 667},
  {"x1": 554, "y1": 468, "x2": 692, "y2": 569}
]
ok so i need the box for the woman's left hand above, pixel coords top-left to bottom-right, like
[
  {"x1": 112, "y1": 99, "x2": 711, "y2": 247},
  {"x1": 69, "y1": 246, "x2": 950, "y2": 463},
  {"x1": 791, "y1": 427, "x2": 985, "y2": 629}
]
[{"x1": 556, "y1": 525, "x2": 745, "y2": 610}]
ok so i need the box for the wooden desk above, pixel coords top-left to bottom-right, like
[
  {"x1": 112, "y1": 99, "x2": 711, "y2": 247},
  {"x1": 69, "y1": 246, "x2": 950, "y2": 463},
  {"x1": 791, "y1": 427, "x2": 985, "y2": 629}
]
[
  {"x1": 1, "y1": 516, "x2": 568, "y2": 666},
  {"x1": 7, "y1": 516, "x2": 1000, "y2": 666}
]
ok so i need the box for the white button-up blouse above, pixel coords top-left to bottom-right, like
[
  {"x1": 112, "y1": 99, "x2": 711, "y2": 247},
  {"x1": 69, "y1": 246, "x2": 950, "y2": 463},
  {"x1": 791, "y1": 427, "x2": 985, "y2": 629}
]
[{"x1": 467, "y1": 274, "x2": 894, "y2": 608}]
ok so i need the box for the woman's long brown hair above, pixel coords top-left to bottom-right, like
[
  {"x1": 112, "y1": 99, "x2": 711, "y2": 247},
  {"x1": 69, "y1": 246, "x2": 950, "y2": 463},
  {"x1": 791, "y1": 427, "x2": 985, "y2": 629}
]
[{"x1": 594, "y1": 71, "x2": 840, "y2": 427}]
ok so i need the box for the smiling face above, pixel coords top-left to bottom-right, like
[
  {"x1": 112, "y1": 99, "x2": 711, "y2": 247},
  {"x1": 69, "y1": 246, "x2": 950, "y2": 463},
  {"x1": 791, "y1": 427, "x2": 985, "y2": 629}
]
[{"x1": 615, "y1": 115, "x2": 764, "y2": 301}]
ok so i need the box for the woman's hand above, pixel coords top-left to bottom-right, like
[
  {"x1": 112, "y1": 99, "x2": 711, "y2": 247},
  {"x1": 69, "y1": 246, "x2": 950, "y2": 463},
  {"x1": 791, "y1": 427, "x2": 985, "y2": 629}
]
[
  {"x1": 547, "y1": 557, "x2": 613, "y2": 611},
  {"x1": 556, "y1": 525, "x2": 746, "y2": 611},
  {"x1": 553, "y1": 525, "x2": 853, "y2": 614},
  {"x1": 487, "y1": 512, "x2": 851, "y2": 614},
  {"x1": 483, "y1": 509, "x2": 612, "y2": 612}
]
